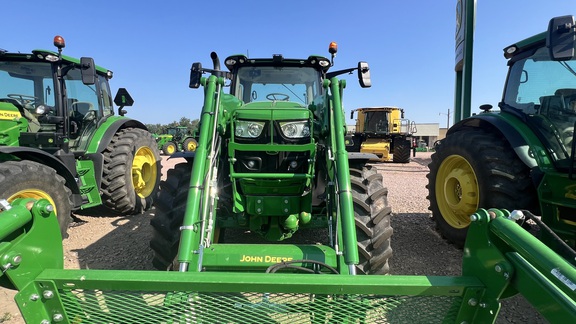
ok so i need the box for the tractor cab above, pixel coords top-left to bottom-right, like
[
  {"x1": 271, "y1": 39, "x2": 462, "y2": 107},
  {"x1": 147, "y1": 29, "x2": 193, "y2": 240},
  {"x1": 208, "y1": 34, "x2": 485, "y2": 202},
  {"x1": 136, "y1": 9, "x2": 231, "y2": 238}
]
[
  {"x1": 0, "y1": 36, "x2": 132, "y2": 156},
  {"x1": 500, "y1": 16, "x2": 576, "y2": 170}
]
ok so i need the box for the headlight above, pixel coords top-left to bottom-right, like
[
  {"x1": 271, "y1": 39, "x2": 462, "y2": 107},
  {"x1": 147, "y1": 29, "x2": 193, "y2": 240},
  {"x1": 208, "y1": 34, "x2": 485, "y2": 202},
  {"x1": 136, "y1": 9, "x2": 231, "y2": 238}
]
[
  {"x1": 235, "y1": 120, "x2": 265, "y2": 138},
  {"x1": 279, "y1": 121, "x2": 310, "y2": 138}
]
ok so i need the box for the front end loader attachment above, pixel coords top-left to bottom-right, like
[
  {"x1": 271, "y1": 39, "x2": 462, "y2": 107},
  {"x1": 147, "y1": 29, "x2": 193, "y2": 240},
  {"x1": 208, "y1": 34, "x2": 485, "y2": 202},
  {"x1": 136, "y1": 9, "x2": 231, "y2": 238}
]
[{"x1": 2, "y1": 199, "x2": 575, "y2": 323}]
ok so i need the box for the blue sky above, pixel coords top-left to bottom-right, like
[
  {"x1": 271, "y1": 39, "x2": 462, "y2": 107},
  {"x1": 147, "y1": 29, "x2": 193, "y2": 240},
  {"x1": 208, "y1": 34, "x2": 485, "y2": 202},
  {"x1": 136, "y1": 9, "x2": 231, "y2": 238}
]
[{"x1": 3, "y1": 1, "x2": 576, "y2": 127}]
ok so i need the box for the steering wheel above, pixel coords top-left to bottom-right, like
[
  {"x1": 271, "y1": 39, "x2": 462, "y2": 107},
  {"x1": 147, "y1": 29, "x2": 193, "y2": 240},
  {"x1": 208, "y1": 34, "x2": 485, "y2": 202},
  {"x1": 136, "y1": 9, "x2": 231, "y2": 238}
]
[
  {"x1": 266, "y1": 93, "x2": 290, "y2": 101},
  {"x1": 8, "y1": 93, "x2": 38, "y2": 104},
  {"x1": 562, "y1": 126, "x2": 574, "y2": 147},
  {"x1": 7, "y1": 93, "x2": 38, "y2": 109},
  {"x1": 83, "y1": 110, "x2": 97, "y2": 122}
]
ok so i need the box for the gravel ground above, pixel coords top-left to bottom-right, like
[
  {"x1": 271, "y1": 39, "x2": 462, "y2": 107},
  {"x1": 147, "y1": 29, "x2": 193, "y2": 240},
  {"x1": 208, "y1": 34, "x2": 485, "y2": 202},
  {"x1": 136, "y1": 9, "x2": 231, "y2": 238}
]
[{"x1": 0, "y1": 153, "x2": 547, "y2": 323}]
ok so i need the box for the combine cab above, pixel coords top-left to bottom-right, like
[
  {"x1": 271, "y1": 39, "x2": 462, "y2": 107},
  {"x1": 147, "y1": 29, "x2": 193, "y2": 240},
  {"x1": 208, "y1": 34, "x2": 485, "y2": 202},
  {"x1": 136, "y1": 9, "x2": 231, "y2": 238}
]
[{"x1": 347, "y1": 106, "x2": 416, "y2": 163}]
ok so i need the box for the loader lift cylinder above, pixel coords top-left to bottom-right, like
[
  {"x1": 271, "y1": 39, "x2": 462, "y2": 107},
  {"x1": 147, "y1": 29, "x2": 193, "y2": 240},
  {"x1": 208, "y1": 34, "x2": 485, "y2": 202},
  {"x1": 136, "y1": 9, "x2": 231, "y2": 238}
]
[
  {"x1": 329, "y1": 77, "x2": 359, "y2": 271},
  {"x1": 178, "y1": 74, "x2": 222, "y2": 271}
]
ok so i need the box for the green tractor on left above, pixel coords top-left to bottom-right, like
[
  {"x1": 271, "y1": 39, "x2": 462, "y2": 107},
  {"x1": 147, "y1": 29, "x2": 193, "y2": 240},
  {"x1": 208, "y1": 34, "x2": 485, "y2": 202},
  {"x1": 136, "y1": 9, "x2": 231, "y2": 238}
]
[{"x1": 0, "y1": 36, "x2": 162, "y2": 237}]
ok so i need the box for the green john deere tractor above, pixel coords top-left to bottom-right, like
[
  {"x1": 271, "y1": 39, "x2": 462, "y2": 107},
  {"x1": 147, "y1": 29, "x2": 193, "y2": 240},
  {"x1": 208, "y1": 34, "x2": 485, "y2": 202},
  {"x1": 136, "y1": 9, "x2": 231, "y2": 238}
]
[
  {"x1": 428, "y1": 2, "x2": 576, "y2": 261},
  {"x1": 156, "y1": 126, "x2": 198, "y2": 155},
  {"x1": 0, "y1": 36, "x2": 162, "y2": 237},
  {"x1": 149, "y1": 43, "x2": 393, "y2": 275}
]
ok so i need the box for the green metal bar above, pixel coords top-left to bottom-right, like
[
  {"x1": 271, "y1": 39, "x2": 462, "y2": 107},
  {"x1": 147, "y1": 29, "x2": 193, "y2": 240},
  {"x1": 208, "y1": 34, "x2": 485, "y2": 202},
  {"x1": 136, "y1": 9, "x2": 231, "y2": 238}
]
[
  {"x1": 229, "y1": 172, "x2": 311, "y2": 179},
  {"x1": 454, "y1": 71, "x2": 463, "y2": 122},
  {"x1": 453, "y1": 0, "x2": 476, "y2": 122},
  {"x1": 0, "y1": 199, "x2": 63, "y2": 291},
  {"x1": 505, "y1": 252, "x2": 576, "y2": 322},
  {"x1": 465, "y1": 208, "x2": 576, "y2": 322},
  {"x1": 32, "y1": 269, "x2": 483, "y2": 296},
  {"x1": 490, "y1": 213, "x2": 576, "y2": 300},
  {"x1": 178, "y1": 75, "x2": 221, "y2": 270},
  {"x1": 0, "y1": 201, "x2": 32, "y2": 239},
  {"x1": 461, "y1": 0, "x2": 475, "y2": 119},
  {"x1": 328, "y1": 77, "x2": 358, "y2": 268},
  {"x1": 228, "y1": 142, "x2": 316, "y2": 152}
]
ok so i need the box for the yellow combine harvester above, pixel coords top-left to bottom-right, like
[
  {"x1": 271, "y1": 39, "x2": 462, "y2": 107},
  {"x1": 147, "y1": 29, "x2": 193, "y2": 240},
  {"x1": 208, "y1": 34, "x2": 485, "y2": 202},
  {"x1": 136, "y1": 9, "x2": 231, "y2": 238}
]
[{"x1": 347, "y1": 106, "x2": 416, "y2": 163}]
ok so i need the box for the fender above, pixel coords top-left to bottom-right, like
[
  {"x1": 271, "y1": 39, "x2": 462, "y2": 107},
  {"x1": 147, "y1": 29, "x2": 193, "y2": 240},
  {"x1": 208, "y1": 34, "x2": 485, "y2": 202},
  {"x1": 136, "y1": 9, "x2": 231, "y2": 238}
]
[
  {"x1": 347, "y1": 152, "x2": 379, "y2": 163},
  {"x1": 94, "y1": 118, "x2": 148, "y2": 153},
  {"x1": 448, "y1": 114, "x2": 539, "y2": 169},
  {"x1": 84, "y1": 117, "x2": 149, "y2": 188}
]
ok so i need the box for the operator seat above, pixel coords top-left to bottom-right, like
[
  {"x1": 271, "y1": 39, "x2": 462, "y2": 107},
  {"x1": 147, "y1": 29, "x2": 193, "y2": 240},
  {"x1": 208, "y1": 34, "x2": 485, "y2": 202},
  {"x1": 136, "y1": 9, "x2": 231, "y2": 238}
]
[
  {"x1": 69, "y1": 102, "x2": 94, "y2": 139},
  {"x1": 555, "y1": 89, "x2": 576, "y2": 111}
]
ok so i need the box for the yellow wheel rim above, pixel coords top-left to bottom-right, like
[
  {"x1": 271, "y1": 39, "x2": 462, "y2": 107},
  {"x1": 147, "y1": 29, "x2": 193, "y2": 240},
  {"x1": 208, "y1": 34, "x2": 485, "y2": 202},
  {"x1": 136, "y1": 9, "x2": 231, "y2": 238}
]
[
  {"x1": 8, "y1": 189, "x2": 58, "y2": 214},
  {"x1": 132, "y1": 146, "x2": 158, "y2": 198},
  {"x1": 166, "y1": 144, "x2": 176, "y2": 155},
  {"x1": 186, "y1": 140, "x2": 197, "y2": 152},
  {"x1": 435, "y1": 154, "x2": 479, "y2": 229}
]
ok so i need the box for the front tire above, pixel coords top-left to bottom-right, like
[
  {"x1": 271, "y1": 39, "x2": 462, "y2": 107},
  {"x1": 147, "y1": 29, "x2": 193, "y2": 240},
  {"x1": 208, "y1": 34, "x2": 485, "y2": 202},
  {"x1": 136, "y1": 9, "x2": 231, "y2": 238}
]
[
  {"x1": 102, "y1": 128, "x2": 162, "y2": 214},
  {"x1": 162, "y1": 142, "x2": 177, "y2": 155},
  {"x1": 350, "y1": 163, "x2": 393, "y2": 274},
  {"x1": 426, "y1": 128, "x2": 537, "y2": 246},
  {"x1": 150, "y1": 163, "x2": 192, "y2": 270},
  {"x1": 0, "y1": 160, "x2": 72, "y2": 238},
  {"x1": 392, "y1": 138, "x2": 411, "y2": 163}
]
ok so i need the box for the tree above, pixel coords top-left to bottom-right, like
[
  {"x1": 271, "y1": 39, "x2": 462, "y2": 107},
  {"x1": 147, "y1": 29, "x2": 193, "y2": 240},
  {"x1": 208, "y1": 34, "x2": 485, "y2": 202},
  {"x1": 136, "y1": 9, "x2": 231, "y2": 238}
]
[{"x1": 145, "y1": 118, "x2": 200, "y2": 135}]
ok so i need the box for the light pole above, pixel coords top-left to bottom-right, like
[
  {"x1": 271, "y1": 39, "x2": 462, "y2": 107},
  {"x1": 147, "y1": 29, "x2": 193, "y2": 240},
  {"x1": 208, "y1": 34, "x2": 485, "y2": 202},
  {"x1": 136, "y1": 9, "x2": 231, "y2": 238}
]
[{"x1": 439, "y1": 109, "x2": 451, "y2": 129}]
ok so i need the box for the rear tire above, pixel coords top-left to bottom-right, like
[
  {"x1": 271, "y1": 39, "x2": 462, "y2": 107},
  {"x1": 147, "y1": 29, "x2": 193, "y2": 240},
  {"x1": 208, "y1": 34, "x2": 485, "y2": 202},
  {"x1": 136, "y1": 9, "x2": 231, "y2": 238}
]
[
  {"x1": 392, "y1": 138, "x2": 411, "y2": 163},
  {"x1": 426, "y1": 128, "x2": 537, "y2": 247},
  {"x1": 102, "y1": 128, "x2": 162, "y2": 214},
  {"x1": 350, "y1": 163, "x2": 393, "y2": 274},
  {"x1": 0, "y1": 160, "x2": 72, "y2": 238},
  {"x1": 150, "y1": 163, "x2": 192, "y2": 270},
  {"x1": 183, "y1": 138, "x2": 198, "y2": 152}
]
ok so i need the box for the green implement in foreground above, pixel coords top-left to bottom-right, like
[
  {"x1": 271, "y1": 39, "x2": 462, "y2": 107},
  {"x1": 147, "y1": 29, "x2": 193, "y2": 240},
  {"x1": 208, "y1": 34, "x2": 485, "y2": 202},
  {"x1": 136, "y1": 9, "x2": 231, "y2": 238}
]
[{"x1": 1, "y1": 199, "x2": 575, "y2": 323}]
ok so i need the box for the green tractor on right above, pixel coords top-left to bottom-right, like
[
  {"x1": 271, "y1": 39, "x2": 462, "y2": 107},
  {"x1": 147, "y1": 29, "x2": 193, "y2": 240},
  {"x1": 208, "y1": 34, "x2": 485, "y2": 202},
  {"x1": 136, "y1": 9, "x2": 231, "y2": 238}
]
[{"x1": 428, "y1": 4, "x2": 576, "y2": 261}]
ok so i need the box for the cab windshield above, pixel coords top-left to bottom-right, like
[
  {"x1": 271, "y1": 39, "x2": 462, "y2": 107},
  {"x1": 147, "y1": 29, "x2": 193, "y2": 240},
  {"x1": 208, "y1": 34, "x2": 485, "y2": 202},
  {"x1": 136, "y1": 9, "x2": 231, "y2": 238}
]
[
  {"x1": 0, "y1": 61, "x2": 56, "y2": 113},
  {"x1": 233, "y1": 66, "x2": 321, "y2": 106}
]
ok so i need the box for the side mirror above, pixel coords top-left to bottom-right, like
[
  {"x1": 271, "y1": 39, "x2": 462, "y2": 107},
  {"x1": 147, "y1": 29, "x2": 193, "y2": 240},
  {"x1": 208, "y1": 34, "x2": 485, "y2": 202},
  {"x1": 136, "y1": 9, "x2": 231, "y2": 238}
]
[
  {"x1": 80, "y1": 57, "x2": 96, "y2": 85},
  {"x1": 547, "y1": 15, "x2": 576, "y2": 61},
  {"x1": 189, "y1": 62, "x2": 202, "y2": 89},
  {"x1": 114, "y1": 88, "x2": 134, "y2": 116},
  {"x1": 357, "y1": 62, "x2": 371, "y2": 88}
]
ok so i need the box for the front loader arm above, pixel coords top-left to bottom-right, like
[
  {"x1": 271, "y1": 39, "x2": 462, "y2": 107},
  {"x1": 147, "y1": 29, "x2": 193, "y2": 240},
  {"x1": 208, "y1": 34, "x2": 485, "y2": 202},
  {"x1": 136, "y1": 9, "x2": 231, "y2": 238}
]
[
  {"x1": 327, "y1": 77, "x2": 359, "y2": 271},
  {"x1": 178, "y1": 74, "x2": 224, "y2": 272}
]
